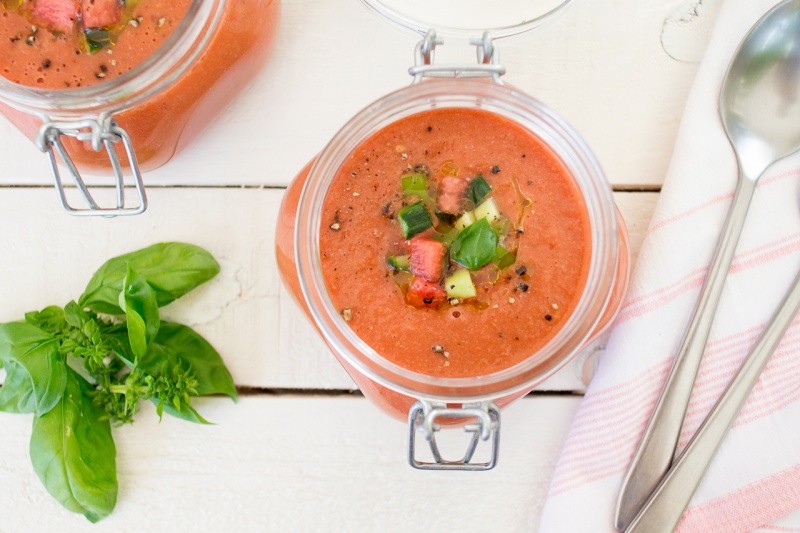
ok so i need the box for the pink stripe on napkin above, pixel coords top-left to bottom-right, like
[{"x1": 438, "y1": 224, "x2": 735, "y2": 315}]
[{"x1": 539, "y1": 0, "x2": 800, "y2": 531}]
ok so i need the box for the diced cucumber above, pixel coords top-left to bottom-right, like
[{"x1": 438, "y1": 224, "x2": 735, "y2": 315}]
[
  {"x1": 398, "y1": 201, "x2": 433, "y2": 239},
  {"x1": 453, "y1": 211, "x2": 475, "y2": 233},
  {"x1": 401, "y1": 173, "x2": 428, "y2": 196},
  {"x1": 473, "y1": 197, "x2": 503, "y2": 224},
  {"x1": 445, "y1": 269, "x2": 477, "y2": 299},
  {"x1": 467, "y1": 175, "x2": 492, "y2": 205},
  {"x1": 387, "y1": 255, "x2": 411, "y2": 271}
]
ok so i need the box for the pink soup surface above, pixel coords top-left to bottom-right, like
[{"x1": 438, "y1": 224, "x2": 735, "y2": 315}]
[
  {"x1": 320, "y1": 107, "x2": 592, "y2": 379},
  {"x1": 1, "y1": 0, "x2": 190, "y2": 90}
]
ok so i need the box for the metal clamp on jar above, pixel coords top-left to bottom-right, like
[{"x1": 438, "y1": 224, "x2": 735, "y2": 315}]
[{"x1": 36, "y1": 115, "x2": 146, "y2": 216}]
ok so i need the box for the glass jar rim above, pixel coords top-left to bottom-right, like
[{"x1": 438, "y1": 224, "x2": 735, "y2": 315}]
[
  {"x1": 0, "y1": 0, "x2": 225, "y2": 116},
  {"x1": 295, "y1": 78, "x2": 621, "y2": 403},
  {"x1": 360, "y1": 0, "x2": 575, "y2": 40}
]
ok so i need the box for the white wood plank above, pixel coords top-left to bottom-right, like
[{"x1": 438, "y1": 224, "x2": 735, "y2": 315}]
[
  {"x1": 0, "y1": 187, "x2": 656, "y2": 392},
  {"x1": 0, "y1": 0, "x2": 716, "y2": 191},
  {"x1": 614, "y1": 191, "x2": 660, "y2": 270},
  {"x1": 0, "y1": 394, "x2": 580, "y2": 533}
]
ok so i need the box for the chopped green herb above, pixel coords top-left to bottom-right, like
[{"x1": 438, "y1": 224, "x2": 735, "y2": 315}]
[
  {"x1": 450, "y1": 218, "x2": 498, "y2": 270},
  {"x1": 398, "y1": 201, "x2": 433, "y2": 239},
  {"x1": 467, "y1": 175, "x2": 492, "y2": 205}
]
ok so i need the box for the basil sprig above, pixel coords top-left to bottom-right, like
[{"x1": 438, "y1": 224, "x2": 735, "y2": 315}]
[
  {"x1": 79, "y1": 242, "x2": 220, "y2": 315},
  {"x1": 0, "y1": 243, "x2": 234, "y2": 522},
  {"x1": 449, "y1": 218, "x2": 498, "y2": 270}
]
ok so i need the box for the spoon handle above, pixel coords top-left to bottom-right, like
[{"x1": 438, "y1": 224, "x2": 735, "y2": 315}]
[
  {"x1": 614, "y1": 176, "x2": 758, "y2": 530},
  {"x1": 625, "y1": 265, "x2": 800, "y2": 533}
]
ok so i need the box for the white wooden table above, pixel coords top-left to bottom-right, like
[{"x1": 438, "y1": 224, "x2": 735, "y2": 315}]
[{"x1": 0, "y1": 1, "x2": 729, "y2": 531}]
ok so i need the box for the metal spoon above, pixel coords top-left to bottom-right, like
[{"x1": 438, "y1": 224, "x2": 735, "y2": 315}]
[
  {"x1": 625, "y1": 265, "x2": 800, "y2": 531},
  {"x1": 615, "y1": 1, "x2": 800, "y2": 530}
]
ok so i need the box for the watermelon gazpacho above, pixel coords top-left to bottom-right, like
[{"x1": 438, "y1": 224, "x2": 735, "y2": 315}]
[
  {"x1": 0, "y1": 0, "x2": 192, "y2": 89},
  {"x1": 0, "y1": 0, "x2": 280, "y2": 172},
  {"x1": 319, "y1": 107, "x2": 592, "y2": 379}
]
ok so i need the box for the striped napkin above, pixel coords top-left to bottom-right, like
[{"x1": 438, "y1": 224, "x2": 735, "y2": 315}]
[{"x1": 539, "y1": 1, "x2": 800, "y2": 531}]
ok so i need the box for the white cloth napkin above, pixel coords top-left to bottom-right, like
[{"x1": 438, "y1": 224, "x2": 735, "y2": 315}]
[{"x1": 539, "y1": 1, "x2": 800, "y2": 531}]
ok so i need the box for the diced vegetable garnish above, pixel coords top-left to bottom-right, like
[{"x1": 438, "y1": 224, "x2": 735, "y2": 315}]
[
  {"x1": 406, "y1": 277, "x2": 446, "y2": 309},
  {"x1": 492, "y1": 217, "x2": 511, "y2": 239},
  {"x1": 436, "y1": 175, "x2": 470, "y2": 214},
  {"x1": 445, "y1": 269, "x2": 477, "y2": 299},
  {"x1": 33, "y1": 0, "x2": 80, "y2": 32},
  {"x1": 467, "y1": 175, "x2": 492, "y2": 205},
  {"x1": 390, "y1": 162, "x2": 520, "y2": 311},
  {"x1": 387, "y1": 255, "x2": 411, "y2": 271},
  {"x1": 450, "y1": 218, "x2": 498, "y2": 270},
  {"x1": 437, "y1": 211, "x2": 475, "y2": 245},
  {"x1": 398, "y1": 201, "x2": 433, "y2": 239},
  {"x1": 81, "y1": 0, "x2": 122, "y2": 28},
  {"x1": 473, "y1": 197, "x2": 503, "y2": 224},
  {"x1": 85, "y1": 28, "x2": 111, "y2": 52},
  {"x1": 409, "y1": 236, "x2": 447, "y2": 281},
  {"x1": 401, "y1": 173, "x2": 428, "y2": 196},
  {"x1": 493, "y1": 246, "x2": 517, "y2": 270},
  {"x1": 453, "y1": 211, "x2": 475, "y2": 233}
]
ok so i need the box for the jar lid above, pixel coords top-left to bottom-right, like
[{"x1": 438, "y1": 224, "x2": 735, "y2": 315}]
[{"x1": 360, "y1": 0, "x2": 574, "y2": 39}]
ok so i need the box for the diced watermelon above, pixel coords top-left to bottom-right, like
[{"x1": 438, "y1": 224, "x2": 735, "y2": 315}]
[
  {"x1": 33, "y1": 0, "x2": 80, "y2": 32},
  {"x1": 81, "y1": 0, "x2": 122, "y2": 29},
  {"x1": 406, "y1": 277, "x2": 446, "y2": 309},
  {"x1": 409, "y1": 235, "x2": 446, "y2": 282},
  {"x1": 436, "y1": 175, "x2": 470, "y2": 214}
]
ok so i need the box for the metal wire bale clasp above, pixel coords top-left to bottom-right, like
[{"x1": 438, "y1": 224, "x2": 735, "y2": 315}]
[
  {"x1": 408, "y1": 400, "x2": 500, "y2": 470},
  {"x1": 36, "y1": 115, "x2": 147, "y2": 217},
  {"x1": 409, "y1": 29, "x2": 506, "y2": 83}
]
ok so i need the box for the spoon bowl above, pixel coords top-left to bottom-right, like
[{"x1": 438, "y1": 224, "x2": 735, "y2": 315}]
[
  {"x1": 615, "y1": 1, "x2": 800, "y2": 530},
  {"x1": 721, "y1": 1, "x2": 800, "y2": 180}
]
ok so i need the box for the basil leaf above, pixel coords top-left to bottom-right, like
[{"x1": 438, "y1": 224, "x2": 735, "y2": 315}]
[
  {"x1": 0, "y1": 360, "x2": 36, "y2": 413},
  {"x1": 24, "y1": 306, "x2": 67, "y2": 335},
  {"x1": 78, "y1": 242, "x2": 220, "y2": 315},
  {"x1": 63, "y1": 300, "x2": 92, "y2": 329},
  {"x1": 120, "y1": 265, "x2": 160, "y2": 360},
  {"x1": 0, "y1": 322, "x2": 65, "y2": 416},
  {"x1": 30, "y1": 369, "x2": 117, "y2": 523},
  {"x1": 139, "y1": 322, "x2": 236, "y2": 401},
  {"x1": 449, "y1": 218, "x2": 498, "y2": 270}
]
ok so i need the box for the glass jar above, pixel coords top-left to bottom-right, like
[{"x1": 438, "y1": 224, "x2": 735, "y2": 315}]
[
  {"x1": 0, "y1": 0, "x2": 280, "y2": 215},
  {"x1": 277, "y1": 32, "x2": 629, "y2": 470}
]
